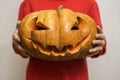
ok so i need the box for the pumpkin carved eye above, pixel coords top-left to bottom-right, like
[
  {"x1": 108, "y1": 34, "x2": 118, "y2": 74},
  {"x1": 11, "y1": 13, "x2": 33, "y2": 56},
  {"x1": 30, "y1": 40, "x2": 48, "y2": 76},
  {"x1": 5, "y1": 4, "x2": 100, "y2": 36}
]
[
  {"x1": 18, "y1": 7, "x2": 97, "y2": 61},
  {"x1": 71, "y1": 26, "x2": 79, "y2": 30},
  {"x1": 36, "y1": 25, "x2": 49, "y2": 30},
  {"x1": 36, "y1": 20, "x2": 49, "y2": 30},
  {"x1": 71, "y1": 17, "x2": 81, "y2": 30}
]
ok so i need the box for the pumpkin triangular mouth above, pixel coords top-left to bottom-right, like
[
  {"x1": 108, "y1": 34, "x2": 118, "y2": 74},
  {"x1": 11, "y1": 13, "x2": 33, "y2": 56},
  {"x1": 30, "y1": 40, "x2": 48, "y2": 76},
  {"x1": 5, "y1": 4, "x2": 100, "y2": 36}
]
[{"x1": 31, "y1": 32, "x2": 90, "y2": 55}]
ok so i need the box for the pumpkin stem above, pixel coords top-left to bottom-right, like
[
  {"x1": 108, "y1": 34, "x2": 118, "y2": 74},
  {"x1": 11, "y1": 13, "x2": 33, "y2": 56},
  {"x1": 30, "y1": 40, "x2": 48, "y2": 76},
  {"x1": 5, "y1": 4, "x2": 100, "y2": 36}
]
[{"x1": 58, "y1": 5, "x2": 63, "y2": 12}]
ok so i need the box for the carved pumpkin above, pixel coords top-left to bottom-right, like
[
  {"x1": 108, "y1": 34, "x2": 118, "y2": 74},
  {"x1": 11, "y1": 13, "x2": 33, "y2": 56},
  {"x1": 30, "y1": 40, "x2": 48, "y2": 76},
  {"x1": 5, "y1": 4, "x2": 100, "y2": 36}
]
[{"x1": 18, "y1": 7, "x2": 97, "y2": 61}]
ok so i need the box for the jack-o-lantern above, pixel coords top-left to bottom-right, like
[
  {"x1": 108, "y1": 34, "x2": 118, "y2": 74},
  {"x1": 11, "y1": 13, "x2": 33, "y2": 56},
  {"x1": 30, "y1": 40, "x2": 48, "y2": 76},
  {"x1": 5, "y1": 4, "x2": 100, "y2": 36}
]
[{"x1": 18, "y1": 6, "x2": 97, "y2": 61}]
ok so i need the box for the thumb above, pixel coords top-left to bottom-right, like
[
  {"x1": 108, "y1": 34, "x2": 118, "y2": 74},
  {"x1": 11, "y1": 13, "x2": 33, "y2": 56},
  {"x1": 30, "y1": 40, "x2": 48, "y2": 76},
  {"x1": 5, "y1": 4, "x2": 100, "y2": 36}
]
[
  {"x1": 97, "y1": 26, "x2": 103, "y2": 33},
  {"x1": 16, "y1": 21, "x2": 21, "y2": 28}
]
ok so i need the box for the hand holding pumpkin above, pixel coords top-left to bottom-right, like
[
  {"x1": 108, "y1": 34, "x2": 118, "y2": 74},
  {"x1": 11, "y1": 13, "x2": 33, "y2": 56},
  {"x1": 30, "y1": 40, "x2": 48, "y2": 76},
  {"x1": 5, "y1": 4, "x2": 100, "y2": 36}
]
[
  {"x1": 89, "y1": 26, "x2": 106, "y2": 57},
  {"x1": 13, "y1": 21, "x2": 30, "y2": 58}
]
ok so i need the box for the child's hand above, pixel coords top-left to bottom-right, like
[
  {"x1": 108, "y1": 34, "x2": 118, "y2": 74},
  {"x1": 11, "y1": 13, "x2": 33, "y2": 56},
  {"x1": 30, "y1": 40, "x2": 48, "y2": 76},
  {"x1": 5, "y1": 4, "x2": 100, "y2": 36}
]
[
  {"x1": 88, "y1": 26, "x2": 106, "y2": 57},
  {"x1": 13, "y1": 21, "x2": 30, "y2": 58}
]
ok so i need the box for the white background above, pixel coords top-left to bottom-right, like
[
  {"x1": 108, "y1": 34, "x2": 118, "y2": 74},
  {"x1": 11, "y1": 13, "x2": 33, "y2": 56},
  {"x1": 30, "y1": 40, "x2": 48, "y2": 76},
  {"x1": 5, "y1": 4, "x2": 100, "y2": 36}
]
[{"x1": 0, "y1": 0, "x2": 120, "y2": 80}]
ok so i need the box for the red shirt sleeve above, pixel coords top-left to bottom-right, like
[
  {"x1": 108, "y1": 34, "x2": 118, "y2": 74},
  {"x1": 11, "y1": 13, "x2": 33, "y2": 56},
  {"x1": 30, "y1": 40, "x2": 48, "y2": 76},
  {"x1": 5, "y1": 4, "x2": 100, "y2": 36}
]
[
  {"x1": 18, "y1": 1, "x2": 25, "y2": 20},
  {"x1": 88, "y1": 0, "x2": 102, "y2": 27},
  {"x1": 88, "y1": 0, "x2": 107, "y2": 58},
  {"x1": 18, "y1": 0, "x2": 32, "y2": 20}
]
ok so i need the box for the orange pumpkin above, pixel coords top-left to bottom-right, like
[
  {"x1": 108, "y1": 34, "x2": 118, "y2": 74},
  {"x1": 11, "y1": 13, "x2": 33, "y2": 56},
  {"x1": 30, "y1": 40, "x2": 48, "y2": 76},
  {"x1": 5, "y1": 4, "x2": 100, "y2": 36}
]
[{"x1": 18, "y1": 7, "x2": 97, "y2": 61}]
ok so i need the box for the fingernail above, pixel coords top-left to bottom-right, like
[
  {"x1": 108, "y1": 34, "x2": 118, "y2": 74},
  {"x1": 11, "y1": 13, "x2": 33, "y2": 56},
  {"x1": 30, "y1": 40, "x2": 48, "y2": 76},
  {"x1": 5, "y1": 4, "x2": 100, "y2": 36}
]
[
  {"x1": 89, "y1": 49, "x2": 93, "y2": 52},
  {"x1": 96, "y1": 34, "x2": 99, "y2": 37},
  {"x1": 93, "y1": 40, "x2": 96, "y2": 43}
]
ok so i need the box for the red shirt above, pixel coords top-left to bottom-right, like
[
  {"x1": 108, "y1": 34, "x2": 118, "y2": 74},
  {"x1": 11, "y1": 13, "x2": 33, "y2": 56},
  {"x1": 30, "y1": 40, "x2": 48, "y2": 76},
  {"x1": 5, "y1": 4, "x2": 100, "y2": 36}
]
[{"x1": 13, "y1": 0, "x2": 106, "y2": 80}]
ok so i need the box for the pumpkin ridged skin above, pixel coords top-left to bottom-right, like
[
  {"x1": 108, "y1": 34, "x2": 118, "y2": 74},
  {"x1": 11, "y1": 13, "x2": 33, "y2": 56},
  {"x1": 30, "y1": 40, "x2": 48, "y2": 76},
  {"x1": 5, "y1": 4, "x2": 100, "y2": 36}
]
[{"x1": 18, "y1": 8, "x2": 97, "y2": 61}]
